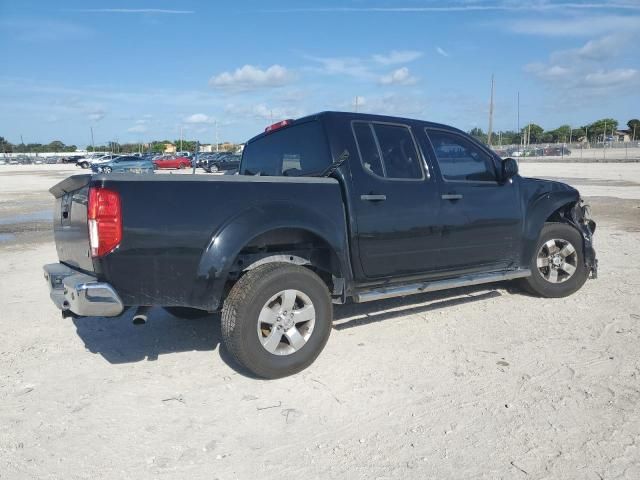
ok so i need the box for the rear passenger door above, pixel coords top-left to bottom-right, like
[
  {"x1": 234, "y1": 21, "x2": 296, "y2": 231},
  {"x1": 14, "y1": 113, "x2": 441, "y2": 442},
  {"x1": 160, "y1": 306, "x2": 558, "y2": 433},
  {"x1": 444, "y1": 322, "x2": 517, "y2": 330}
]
[
  {"x1": 424, "y1": 128, "x2": 522, "y2": 272},
  {"x1": 350, "y1": 121, "x2": 441, "y2": 279}
]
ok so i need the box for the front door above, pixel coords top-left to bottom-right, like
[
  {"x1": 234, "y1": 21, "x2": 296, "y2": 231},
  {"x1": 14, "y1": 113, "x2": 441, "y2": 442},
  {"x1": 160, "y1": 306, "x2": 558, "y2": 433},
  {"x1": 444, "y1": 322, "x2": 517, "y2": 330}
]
[
  {"x1": 350, "y1": 121, "x2": 442, "y2": 279},
  {"x1": 424, "y1": 128, "x2": 522, "y2": 272}
]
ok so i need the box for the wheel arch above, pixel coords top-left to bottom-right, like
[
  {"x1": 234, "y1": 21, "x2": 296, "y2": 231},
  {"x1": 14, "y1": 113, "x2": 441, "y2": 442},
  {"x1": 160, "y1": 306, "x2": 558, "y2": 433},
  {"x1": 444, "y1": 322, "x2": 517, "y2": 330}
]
[
  {"x1": 196, "y1": 203, "x2": 352, "y2": 308},
  {"x1": 522, "y1": 192, "x2": 596, "y2": 276}
]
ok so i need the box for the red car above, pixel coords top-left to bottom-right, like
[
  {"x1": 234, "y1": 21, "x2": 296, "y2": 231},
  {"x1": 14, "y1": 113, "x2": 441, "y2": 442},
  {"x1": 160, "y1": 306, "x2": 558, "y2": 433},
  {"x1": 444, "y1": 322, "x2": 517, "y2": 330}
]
[{"x1": 153, "y1": 155, "x2": 191, "y2": 170}]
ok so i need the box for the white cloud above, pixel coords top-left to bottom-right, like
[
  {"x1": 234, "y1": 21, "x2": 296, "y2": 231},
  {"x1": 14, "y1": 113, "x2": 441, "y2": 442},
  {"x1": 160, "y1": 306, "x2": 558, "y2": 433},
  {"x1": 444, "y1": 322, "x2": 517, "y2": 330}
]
[
  {"x1": 306, "y1": 51, "x2": 421, "y2": 83},
  {"x1": 87, "y1": 110, "x2": 105, "y2": 122},
  {"x1": 436, "y1": 47, "x2": 449, "y2": 57},
  {"x1": 524, "y1": 34, "x2": 640, "y2": 95},
  {"x1": 184, "y1": 113, "x2": 213, "y2": 124},
  {"x1": 379, "y1": 67, "x2": 418, "y2": 86},
  {"x1": 304, "y1": 55, "x2": 374, "y2": 80},
  {"x1": 72, "y1": 9, "x2": 194, "y2": 14},
  {"x1": 225, "y1": 103, "x2": 305, "y2": 122},
  {"x1": 372, "y1": 50, "x2": 422, "y2": 65},
  {"x1": 584, "y1": 69, "x2": 638, "y2": 86},
  {"x1": 264, "y1": 3, "x2": 640, "y2": 14},
  {"x1": 509, "y1": 14, "x2": 640, "y2": 37},
  {"x1": 127, "y1": 124, "x2": 148, "y2": 133},
  {"x1": 209, "y1": 65, "x2": 294, "y2": 91},
  {"x1": 341, "y1": 93, "x2": 427, "y2": 117}
]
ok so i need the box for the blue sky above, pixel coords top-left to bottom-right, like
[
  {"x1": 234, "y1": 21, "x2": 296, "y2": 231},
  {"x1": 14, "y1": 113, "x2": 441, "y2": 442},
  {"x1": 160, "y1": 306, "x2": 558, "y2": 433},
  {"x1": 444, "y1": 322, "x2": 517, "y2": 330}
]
[{"x1": 1, "y1": 0, "x2": 639, "y2": 147}]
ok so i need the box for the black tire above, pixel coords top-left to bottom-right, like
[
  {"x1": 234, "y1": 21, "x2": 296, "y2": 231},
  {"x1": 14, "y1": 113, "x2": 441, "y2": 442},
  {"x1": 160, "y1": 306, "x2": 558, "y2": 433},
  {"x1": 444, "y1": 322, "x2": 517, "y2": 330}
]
[
  {"x1": 521, "y1": 222, "x2": 588, "y2": 298},
  {"x1": 163, "y1": 307, "x2": 210, "y2": 319},
  {"x1": 221, "y1": 263, "x2": 332, "y2": 379}
]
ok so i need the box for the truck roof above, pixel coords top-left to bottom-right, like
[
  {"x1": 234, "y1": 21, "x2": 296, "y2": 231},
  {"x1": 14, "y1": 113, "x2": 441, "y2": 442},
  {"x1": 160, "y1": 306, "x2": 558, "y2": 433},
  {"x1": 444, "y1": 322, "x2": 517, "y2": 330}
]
[{"x1": 246, "y1": 111, "x2": 465, "y2": 145}]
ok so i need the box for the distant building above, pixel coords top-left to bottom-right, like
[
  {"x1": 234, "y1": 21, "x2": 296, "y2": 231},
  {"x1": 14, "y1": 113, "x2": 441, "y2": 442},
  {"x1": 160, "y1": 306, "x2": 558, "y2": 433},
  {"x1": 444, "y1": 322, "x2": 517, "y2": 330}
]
[
  {"x1": 164, "y1": 143, "x2": 176, "y2": 154},
  {"x1": 614, "y1": 130, "x2": 631, "y2": 142},
  {"x1": 199, "y1": 144, "x2": 213, "y2": 153}
]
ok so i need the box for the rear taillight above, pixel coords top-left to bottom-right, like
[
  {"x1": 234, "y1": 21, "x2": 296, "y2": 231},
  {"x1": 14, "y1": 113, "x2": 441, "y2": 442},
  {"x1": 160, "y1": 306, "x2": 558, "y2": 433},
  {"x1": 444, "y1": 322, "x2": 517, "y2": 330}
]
[
  {"x1": 265, "y1": 119, "x2": 293, "y2": 133},
  {"x1": 87, "y1": 187, "x2": 122, "y2": 257}
]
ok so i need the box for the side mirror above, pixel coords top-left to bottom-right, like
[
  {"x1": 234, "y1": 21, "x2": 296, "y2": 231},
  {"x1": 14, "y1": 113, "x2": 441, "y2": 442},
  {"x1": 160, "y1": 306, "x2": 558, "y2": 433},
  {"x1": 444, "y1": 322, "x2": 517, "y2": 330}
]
[{"x1": 501, "y1": 157, "x2": 518, "y2": 182}]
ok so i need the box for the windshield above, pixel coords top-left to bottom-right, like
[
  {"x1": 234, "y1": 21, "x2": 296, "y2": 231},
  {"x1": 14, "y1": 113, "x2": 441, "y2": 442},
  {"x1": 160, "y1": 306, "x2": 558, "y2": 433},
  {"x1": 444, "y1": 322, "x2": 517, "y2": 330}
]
[{"x1": 240, "y1": 121, "x2": 330, "y2": 176}]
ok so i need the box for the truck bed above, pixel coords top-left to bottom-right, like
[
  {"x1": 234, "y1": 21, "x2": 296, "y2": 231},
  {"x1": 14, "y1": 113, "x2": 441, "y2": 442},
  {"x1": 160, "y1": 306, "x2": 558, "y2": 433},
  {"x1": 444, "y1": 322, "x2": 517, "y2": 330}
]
[{"x1": 50, "y1": 173, "x2": 346, "y2": 310}]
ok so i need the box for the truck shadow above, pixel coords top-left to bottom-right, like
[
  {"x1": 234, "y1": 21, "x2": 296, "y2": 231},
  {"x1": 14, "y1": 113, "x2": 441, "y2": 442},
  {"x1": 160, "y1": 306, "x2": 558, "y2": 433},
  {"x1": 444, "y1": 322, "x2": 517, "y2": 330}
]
[
  {"x1": 72, "y1": 283, "x2": 509, "y2": 374},
  {"x1": 72, "y1": 308, "x2": 223, "y2": 364}
]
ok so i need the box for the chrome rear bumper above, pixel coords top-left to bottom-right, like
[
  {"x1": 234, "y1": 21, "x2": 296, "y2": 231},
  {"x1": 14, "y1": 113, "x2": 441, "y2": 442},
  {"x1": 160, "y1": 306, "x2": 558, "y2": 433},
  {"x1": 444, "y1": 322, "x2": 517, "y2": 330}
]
[{"x1": 43, "y1": 263, "x2": 124, "y2": 317}]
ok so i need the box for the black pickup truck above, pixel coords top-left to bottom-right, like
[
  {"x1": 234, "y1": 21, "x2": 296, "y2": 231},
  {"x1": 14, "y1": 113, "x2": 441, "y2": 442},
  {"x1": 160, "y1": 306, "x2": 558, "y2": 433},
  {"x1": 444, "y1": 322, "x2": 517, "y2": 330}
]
[{"x1": 44, "y1": 112, "x2": 597, "y2": 378}]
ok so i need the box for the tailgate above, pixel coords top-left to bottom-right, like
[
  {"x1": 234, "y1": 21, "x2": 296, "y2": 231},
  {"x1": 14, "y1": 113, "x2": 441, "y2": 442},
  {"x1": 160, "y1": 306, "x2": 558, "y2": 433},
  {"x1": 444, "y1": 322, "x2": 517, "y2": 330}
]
[{"x1": 49, "y1": 175, "x2": 94, "y2": 273}]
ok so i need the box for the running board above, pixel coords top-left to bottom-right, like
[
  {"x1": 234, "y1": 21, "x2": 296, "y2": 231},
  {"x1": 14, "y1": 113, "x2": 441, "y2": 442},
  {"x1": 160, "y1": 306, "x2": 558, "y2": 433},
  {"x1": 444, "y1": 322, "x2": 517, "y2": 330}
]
[{"x1": 353, "y1": 269, "x2": 531, "y2": 303}]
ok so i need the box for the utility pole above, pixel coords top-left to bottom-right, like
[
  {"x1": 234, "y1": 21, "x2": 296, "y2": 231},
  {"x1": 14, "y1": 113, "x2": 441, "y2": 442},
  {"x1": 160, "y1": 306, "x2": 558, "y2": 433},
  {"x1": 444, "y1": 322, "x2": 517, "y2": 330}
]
[
  {"x1": 215, "y1": 121, "x2": 219, "y2": 152},
  {"x1": 180, "y1": 127, "x2": 183, "y2": 152},
  {"x1": 633, "y1": 124, "x2": 637, "y2": 142},
  {"x1": 568, "y1": 125, "x2": 572, "y2": 145},
  {"x1": 90, "y1": 127, "x2": 95, "y2": 151},
  {"x1": 354, "y1": 96, "x2": 359, "y2": 113},
  {"x1": 487, "y1": 74, "x2": 495, "y2": 146},
  {"x1": 517, "y1": 92, "x2": 520, "y2": 152}
]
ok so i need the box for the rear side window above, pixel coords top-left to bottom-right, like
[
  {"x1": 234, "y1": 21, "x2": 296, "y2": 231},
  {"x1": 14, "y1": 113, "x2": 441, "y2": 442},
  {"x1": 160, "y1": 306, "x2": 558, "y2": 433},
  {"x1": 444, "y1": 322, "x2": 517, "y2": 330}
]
[
  {"x1": 427, "y1": 130, "x2": 497, "y2": 182},
  {"x1": 353, "y1": 122, "x2": 423, "y2": 180},
  {"x1": 241, "y1": 121, "x2": 330, "y2": 176}
]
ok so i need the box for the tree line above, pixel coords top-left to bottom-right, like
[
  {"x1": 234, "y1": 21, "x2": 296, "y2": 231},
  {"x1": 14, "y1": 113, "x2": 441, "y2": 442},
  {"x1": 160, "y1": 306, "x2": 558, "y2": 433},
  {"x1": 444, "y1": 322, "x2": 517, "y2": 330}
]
[
  {"x1": 0, "y1": 138, "x2": 78, "y2": 154},
  {"x1": 470, "y1": 118, "x2": 639, "y2": 145}
]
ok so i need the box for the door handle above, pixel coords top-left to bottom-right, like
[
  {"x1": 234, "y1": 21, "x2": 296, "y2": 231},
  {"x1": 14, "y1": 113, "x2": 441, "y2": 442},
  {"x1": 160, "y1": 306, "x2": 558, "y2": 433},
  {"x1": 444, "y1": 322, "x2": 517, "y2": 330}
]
[
  {"x1": 360, "y1": 194, "x2": 387, "y2": 201},
  {"x1": 441, "y1": 193, "x2": 463, "y2": 200}
]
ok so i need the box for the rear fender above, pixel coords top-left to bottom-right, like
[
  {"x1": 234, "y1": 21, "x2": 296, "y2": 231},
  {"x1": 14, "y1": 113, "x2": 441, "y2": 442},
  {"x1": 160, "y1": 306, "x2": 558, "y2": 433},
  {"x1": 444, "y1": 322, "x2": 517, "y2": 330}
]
[{"x1": 195, "y1": 202, "x2": 351, "y2": 307}]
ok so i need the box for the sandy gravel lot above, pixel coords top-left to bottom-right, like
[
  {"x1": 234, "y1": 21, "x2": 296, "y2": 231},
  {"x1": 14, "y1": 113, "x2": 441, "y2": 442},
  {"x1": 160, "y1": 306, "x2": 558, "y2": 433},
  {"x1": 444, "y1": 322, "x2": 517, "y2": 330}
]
[{"x1": 1, "y1": 163, "x2": 639, "y2": 479}]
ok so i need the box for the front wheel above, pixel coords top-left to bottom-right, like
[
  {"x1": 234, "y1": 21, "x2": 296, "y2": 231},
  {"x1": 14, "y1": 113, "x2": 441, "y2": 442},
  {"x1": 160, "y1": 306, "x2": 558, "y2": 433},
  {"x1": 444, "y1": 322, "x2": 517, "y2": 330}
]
[
  {"x1": 221, "y1": 263, "x2": 332, "y2": 379},
  {"x1": 521, "y1": 223, "x2": 589, "y2": 298},
  {"x1": 102, "y1": 166, "x2": 112, "y2": 173}
]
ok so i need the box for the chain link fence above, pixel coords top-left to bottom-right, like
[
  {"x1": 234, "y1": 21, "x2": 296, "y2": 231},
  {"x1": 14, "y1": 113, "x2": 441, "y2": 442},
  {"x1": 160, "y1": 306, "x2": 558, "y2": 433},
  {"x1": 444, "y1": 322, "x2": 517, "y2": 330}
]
[{"x1": 491, "y1": 142, "x2": 640, "y2": 162}]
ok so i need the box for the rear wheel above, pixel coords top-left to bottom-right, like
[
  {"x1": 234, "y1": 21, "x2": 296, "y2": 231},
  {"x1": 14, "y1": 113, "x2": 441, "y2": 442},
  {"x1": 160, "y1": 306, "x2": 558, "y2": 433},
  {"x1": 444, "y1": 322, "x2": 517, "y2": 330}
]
[
  {"x1": 221, "y1": 263, "x2": 332, "y2": 379},
  {"x1": 102, "y1": 166, "x2": 112, "y2": 173},
  {"x1": 522, "y1": 223, "x2": 588, "y2": 298},
  {"x1": 179, "y1": 163, "x2": 186, "y2": 169}
]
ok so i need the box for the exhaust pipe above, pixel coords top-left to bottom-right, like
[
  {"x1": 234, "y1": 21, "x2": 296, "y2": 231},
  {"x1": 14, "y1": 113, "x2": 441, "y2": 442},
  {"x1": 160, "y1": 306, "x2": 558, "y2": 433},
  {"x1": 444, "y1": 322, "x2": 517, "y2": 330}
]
[{"x1": 132, "y1": 306, "x2": 151, "y2": 325}]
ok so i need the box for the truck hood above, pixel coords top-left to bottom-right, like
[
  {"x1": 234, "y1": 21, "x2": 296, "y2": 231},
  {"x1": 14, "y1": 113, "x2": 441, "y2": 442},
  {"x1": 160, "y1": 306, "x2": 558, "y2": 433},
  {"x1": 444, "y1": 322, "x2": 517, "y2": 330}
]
[{"x1": 519, "y1": 175, "x2": 580, "y2": 199}]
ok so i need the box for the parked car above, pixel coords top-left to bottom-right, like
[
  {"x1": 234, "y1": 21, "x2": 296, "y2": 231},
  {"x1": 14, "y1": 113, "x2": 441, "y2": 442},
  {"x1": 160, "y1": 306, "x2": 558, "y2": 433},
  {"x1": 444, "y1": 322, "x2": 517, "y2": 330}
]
[
  {"x1": 203, "y1": 154, "x2": 241, "y2": 173},
  {"x1": 43, "y1": 111, "x2": 597, "y2": 379},
  {"x1": 153, "y1": 155, "x2": 191, "y2": 170},
  {"x1": 544, "y1": 146, "x2": 571, "y2": 156},
  {"x1": 91, "y1": 155, "x2": 154, "y2": 174},
  {"x1": 62, "y1": 155, "x2": 85, "y2": 164},
  {"x1": 78, "y1": 154, "x2": 117, "y2": 169}
]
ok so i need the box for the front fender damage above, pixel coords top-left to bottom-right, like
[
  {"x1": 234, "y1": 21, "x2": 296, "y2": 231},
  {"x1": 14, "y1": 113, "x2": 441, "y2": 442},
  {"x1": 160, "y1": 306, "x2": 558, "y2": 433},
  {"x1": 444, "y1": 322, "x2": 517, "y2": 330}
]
[{"x1": 565, "y1": 199, "x2": 598, "y2": 279}]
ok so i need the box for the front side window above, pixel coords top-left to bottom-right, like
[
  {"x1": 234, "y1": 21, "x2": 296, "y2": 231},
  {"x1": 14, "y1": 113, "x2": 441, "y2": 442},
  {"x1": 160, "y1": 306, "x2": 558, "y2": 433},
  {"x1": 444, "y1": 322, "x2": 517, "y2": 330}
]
[
  {"x1": 241, "y1": 121, "x2": 330, "y2": 176},
  {"x1": 353, "y1": 122, "x2": 423, "y2": 180},
  {"x1": 427, "y1": 130, "x2": 497, "y2": 182}
]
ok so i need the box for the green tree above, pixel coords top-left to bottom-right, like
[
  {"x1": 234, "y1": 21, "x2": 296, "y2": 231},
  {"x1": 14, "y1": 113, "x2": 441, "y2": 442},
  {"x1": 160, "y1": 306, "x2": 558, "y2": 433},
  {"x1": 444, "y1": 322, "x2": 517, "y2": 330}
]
[
  {"x1": 587, "y1": 118, "x2": 618, "y2": 141},
  {"x1": 0, "y1": 136, "x2": 13, "y2": 153},
  {"x1": 521, "y1": 123, "x2": 544, "y2": 143},
  {"x1": 628, "y1": 119, "x2": 640, "y2": 140},
  {"x1": 47, "y1": 140, "x2": 65, "y2": 152},
  {"x1": 469, "y1": 127, "x2": 487, "y2": 144}
]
